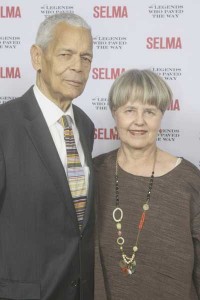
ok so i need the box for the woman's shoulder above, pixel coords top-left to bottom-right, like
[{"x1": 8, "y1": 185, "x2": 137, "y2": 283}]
[
  {"x1": 156, "y1": 149, "x2": 200, "y2": 179},
  {"x1": 165, "y1": 155, "x2": 200, "y2": 191},
  {"x1": 93, "y1": 148, "x2": 118, "y2": 170},
  {"x1": 180, "y1": 157, "x2": 200, "y2": 178}
]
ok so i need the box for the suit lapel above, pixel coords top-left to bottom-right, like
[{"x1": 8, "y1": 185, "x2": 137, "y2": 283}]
[{"x1": 22, "y1": 88, "x2": 79, "y2": 232}]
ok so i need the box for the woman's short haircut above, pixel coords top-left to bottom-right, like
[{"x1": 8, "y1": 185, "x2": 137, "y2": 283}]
[
  {"x1": 35, "y1": 12, "x2": 92, "y2": 49},
  {"x1": 108, "y1": 69, "x2": 173, "y2": 113}
]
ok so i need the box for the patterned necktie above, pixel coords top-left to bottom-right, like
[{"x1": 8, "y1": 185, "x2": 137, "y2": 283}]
[{"x1": 60, "y1": 115, "x2": 87, "y2": 230}]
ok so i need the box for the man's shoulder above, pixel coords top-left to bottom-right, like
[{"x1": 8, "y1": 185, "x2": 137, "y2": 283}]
[
  {"x1": 0, "y1": 86, "x2": 34, "y2": 126},
  {"x1": 73, "y1": 104, "x2": 94, "y2": 127},
  {"x1": 0, "y1": 86, "x2": 34, "y2": 111},
  {"x1": 0, "y1": 96, "x2": 21, "y2": 121}
]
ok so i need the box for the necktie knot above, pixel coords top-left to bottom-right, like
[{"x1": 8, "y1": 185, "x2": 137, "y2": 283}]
[{"x1": 60, "y1": 115, "x2": 72, "y2": 129}]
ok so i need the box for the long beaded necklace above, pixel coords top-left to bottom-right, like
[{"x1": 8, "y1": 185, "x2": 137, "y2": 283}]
[{"x1": 113, "y1": 150, "x2": 156, "y2": 275}]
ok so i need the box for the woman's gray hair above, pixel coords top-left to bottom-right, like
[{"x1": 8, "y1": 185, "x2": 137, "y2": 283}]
[
  {"x1": 35, "y1": 13, "x2": 92, "y2": 49},
  {"x1": 108, "y1": 69, "x2": 173, "y2": 114}
]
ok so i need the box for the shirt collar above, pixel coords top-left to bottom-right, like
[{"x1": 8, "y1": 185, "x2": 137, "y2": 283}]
[{"x1": 33, "y1": 84, "x2": 75, "y2": 127}]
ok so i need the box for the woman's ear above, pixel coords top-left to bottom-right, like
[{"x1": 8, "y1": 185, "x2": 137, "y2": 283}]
[
  {"x1": 111, "y1": 109, "x2": 116, "y2": 119},
  {"x1": 30, "y1": 44, "x2": 43, "y2": 71}
]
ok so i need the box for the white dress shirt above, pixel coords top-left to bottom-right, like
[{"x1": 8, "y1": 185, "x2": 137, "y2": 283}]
[{"x1": 33, "y1": 85, "x2": 89, "y2": 193}]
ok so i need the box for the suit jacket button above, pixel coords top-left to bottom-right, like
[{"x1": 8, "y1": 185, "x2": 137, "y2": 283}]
[{"x1": 71, "y1": 280, "x2": 79, "y2": 287}]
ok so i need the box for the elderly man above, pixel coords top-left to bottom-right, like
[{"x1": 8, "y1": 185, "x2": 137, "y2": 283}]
[{"x1": 0, "y1": 12, "x2": 94, "y2": 300}]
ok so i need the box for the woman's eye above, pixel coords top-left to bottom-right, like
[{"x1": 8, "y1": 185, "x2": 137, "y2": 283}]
[{"x1": 145, "y1": 110, "x2": 155, "y2": 115}]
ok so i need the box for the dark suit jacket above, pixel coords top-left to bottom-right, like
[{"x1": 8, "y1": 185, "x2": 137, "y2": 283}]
[{"x1": 0, "y1": 87, "x2": 95, "y2": 300}]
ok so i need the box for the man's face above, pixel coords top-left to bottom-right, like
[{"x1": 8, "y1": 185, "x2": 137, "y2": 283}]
[{"x1": 32, "y1": 22, "x2": 93, "y2": 110}]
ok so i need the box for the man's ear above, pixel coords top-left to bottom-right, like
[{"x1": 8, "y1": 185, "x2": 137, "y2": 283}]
[{"x1": 30, "y1": 44, "x2": 43, "y2": 71}]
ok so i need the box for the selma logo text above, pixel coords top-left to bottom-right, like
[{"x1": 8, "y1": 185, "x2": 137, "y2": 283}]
[
  {"x1": 0, "y1": 67, "x2": 21, "y2": 78},
  {"x1": 94, "y1": 128, "x2": 119, "y2": 140},
  {"x1": 167, "y1": 99, "x2": 180, "y2": 111},
  {"x1": 93, "y1": 6, "x2": 128, "y2": 18},
  {"x1": 92, "y1": 68, "x2": 125, "y2": 80},
  {"x1": 0, "y1": 6, "x2": 21, "y2": 18},
  {"x1": 147, "y1": 37, "x2": 182, "y2": 49}
]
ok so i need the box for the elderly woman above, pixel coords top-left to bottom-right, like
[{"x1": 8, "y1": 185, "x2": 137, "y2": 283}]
[{"x1": 94, "y1": 69, "x2": 200, "y2": 300}]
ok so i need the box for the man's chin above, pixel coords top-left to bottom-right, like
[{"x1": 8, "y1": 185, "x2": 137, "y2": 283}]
[
  {"x1": 60, "y1": 92, "x2": 82, "y2": 102},
  {"x1": 65, "y1": 89, "x2": 84, "y2": 100}
]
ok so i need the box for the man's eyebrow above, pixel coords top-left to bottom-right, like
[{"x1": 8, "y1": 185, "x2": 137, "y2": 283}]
[
  {"x1": 58, "y1": 48, "x2": 74, "y2": 52},
  {"x1": 80, "y1": 51, "x2": 93, "y2": 58},
  {"x1": 58, "y1": 48, "x2": 93, "y2": 58}
]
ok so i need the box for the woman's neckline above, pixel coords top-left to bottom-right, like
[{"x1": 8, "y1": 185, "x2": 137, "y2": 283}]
[{"x1": 115, "y1": 152, "x2": 183, "y2": 178}]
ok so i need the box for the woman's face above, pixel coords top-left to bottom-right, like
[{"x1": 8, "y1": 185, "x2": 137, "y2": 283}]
[{"x1": 113, "y1": 100, "x2": 163, "y2": 151}]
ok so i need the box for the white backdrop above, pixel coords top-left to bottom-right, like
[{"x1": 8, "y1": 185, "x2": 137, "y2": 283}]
[{"x1": 0, "y1": 0, "x2": 200, "y2": 168}]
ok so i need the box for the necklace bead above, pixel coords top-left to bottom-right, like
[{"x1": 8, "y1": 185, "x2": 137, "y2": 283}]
[
  {"x1": 116, "y1": 223, "x2": 122, "y2": 230},
  {"x1": 133, "y1": 246, "x2": 138, "y2": 252},
  {"x1": 143, "y1": 203, "x2": 149, "y2": 211},
  {"x1": 117, "y1": 236, "x2": 125, "y2": 245},
  {"x1": 118, "y1": 230, "x2": 122, "y2": 236},
  {"x1": 113, "y1": 207, "x2": 123, "y2": 223}
]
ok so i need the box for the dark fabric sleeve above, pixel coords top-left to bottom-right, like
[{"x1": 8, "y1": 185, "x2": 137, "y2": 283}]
[
  {"x1": 0, "y1": 144, "x2": 5, "y2": 206},
  {"x1": 193, "y1": 237, "x2": 200, "y2": 299},
  {"x1": 192, "y1": 191, "x2": 200, "y2": 299},
  {"x1": 90, "y1": 123, "x2": 95, "y2": 153},
  {"x1": 93, "y1": 161, "x2": 107, "y2": 300},
  {"x1": 94, "y1": 240, "x2": 107, "y2": 300}
]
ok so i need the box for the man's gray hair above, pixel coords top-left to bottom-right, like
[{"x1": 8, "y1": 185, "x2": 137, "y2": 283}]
[{"x1": 35, "y1": 13, "x2": 92, "y2": 49}]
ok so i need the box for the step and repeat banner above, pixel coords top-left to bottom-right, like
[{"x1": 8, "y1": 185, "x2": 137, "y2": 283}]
[{"x1": 0, "y1": 1, "x2": 200, "y2": 167}]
